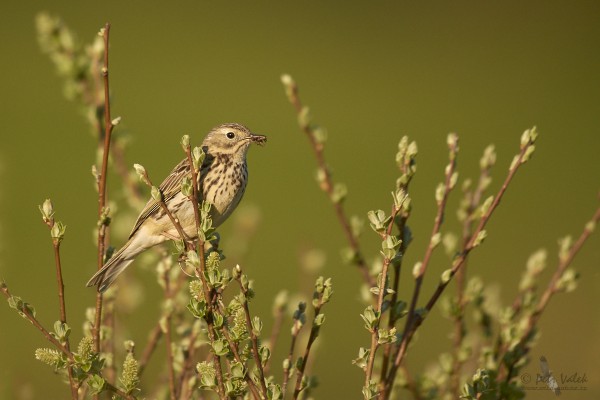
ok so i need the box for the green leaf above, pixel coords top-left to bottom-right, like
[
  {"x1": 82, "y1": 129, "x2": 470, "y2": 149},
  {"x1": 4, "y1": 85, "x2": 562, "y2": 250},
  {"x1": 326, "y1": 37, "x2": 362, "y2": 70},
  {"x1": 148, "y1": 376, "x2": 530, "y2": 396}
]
[
  {"x1": 53, "y1": 321, "x2": 71, "y2": 343},
  {"x1": 211, "y1": 339, "x2": 229, "y2": 356},
  {"x1": 87, "y1": 374, "x2": 105, "y2": 395},
  {"x1": 352, "y1": 347, "x2": 370, "y2": 370}
]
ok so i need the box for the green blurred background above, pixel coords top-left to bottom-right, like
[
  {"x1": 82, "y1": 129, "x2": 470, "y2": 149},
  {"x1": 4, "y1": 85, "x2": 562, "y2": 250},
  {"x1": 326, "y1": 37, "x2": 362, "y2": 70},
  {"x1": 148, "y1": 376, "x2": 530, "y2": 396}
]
[{"x1": 1, "y1": 1, "x2": 599, "y2": 399}]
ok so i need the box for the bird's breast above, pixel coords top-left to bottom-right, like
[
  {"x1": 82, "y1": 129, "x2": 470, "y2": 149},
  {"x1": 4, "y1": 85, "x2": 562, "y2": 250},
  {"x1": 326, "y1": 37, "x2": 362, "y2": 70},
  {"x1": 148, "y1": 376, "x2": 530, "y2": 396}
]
[{"x1": 202, "y1": 161, "x2": 248, "y2": 227}]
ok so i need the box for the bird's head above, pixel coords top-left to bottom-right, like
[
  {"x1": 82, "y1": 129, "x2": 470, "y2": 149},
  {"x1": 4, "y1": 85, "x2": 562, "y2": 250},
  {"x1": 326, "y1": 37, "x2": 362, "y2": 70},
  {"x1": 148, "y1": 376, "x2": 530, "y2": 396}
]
[{"x1": 202, "y1": 123, "x2": 266, "y2": 161}]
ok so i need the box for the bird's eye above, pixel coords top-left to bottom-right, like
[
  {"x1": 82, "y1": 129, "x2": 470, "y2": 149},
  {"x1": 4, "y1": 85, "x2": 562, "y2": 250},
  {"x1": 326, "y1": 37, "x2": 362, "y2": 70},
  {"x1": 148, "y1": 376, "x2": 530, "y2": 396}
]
[{"x1": 226, "y1": 132, "x2": 235, "y2": 139}]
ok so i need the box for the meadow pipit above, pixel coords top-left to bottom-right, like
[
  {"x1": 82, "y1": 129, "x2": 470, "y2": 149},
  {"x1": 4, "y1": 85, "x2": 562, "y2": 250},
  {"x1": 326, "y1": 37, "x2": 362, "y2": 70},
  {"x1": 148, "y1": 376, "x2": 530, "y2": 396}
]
[{"x1": 87, "y1": 123, "x2": 266, "y2": 292}]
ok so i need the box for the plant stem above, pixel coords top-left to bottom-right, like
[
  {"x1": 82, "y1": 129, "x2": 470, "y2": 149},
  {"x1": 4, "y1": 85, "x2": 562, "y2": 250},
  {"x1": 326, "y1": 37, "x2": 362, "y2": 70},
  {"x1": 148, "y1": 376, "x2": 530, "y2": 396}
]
[
  {"x1": 264, "y1": 303, "x2": 285, "y2": 375},
  {"x1": 496, "y1": 205, "x2": 600, "y2": 382},
  {"x1": 281, "y1": 320, "x2": 301, "y2": 395},
  {"x1": 0, "y1": 283, "x2": 134, "y2": 400},
  {"x1": 183, "y1": 144, "x2": 227, "y2": 399},
  {"x1": 283, "y1": 78, "x2": 374, "y2": 287},
  {"x1": 451, "y1": 159, "x2": 492, "y2": 397},
  {"x1": 384, "y1": 137, "x2": 534, "y2": 398},
  {"x1": 380, "y1": 155, "x2": 414, "y2": 383},
  {"x1": 236, "y1": 272, "x2": 269, "y2": 397},
  {"x1": 94, "y1": 23, "x2": 114, "y2": 357},
  {"x1": 162, "y1": 269, "x2": 177, "y2": 400},
  {"x1": 219, "y1": 320, "x2": 262, "y2": 400},
  {"x1": 365, "y1": 206, "x2": 401, "y2": 387},
  {"x1": 50, "y1": 238, "x2": 77, "y2": 399},
  {"x1": 292, "y1": 296, "x2": 325, "y2": 399}
]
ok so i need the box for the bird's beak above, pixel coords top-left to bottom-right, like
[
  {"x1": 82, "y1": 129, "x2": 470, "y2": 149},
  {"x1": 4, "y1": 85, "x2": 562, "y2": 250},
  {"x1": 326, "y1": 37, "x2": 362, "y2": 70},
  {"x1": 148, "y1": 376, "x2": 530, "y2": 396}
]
[{"x1": 249, "y1": 133, "x2": 267, "y2": 146}]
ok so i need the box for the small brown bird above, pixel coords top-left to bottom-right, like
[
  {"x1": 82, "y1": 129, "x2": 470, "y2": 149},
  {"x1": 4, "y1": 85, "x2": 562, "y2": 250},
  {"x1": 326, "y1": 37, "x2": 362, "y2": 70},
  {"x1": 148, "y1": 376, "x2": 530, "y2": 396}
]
[{"x1": 87, "y1": 123, "x2": 266, "y2": 292}]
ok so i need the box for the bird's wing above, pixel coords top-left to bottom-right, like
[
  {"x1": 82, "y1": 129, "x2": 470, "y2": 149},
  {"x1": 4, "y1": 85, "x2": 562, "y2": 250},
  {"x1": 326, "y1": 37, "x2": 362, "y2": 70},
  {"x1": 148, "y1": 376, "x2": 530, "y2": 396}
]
[{"x1": 128, "y1": 158, "x2": 192, "y2": 238}]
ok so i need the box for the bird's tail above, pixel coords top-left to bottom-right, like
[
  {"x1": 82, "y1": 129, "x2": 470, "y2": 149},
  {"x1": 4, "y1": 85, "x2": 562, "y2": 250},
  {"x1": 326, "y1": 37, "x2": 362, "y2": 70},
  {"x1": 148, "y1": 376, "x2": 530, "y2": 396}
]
[{"x1": 87, "y1": 237, "x2": 142, "y2": 292}]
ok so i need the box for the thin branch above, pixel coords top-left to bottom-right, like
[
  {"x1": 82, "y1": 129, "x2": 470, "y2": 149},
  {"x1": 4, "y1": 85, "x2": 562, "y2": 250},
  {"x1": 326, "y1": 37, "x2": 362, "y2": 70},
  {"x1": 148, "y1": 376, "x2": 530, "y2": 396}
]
[
  {"x1": 176, "y1": 325, "x2": 201, "y2": 394},
  {"x1": 182, "y1": 142, "x2": 227, "y2": 399},
  {"x1": 365, "y1": 205, "x2": 402, "y2": 387},
  {"x1": 451, "y1": 152, "x2": 493, "y2": 397},
  {"x1": 384, "y1": 135, "x2": 458, "y2": 395},
  {"x1": 102, "y1": 294, "x2": 117, "y2": 384},
  {"x1": 236, "y1": 268, "x2": 269, "y2": 397},
  {"x1": 0, "y1": 283, "x2": 134, "y2": 400},
  {"x1": 138, "y1": 323, "x2": 162, "y2": 377},
  {"x1": 1, "y1": 283, "x2": 71, "y2": 355},
  {"x1": 496, "y1": 204, "x2": 600, "y2": 382},
  {"x1": 163, "y1": 270, "x2": 177, "y2": 400},
  {"x1": 282, "y1": 318, "x2": 302, "y2": 395},
  {"x1": 292, "y1": 295, "x2": 326, "y2": 399},
  {"x1": 138, "y1": 268, "x2": 187, "y2": 377},
  {"x1": 264, "y1": 301, "x2": 286, "y2": 375},
  {"x1": 48, "y1": 229, "x2": 78, "y2": 399},
  {"x1": 282, "y1": 76, "x2": 375, "y2": 287},
  {"x1": 52, "y1": 244, "x2": 77, "y2": 399},
  {"x1": 217, "y1": 307, "x2": 262, "y2": 400},
  {"x1": 384, "y1": 135, "x2": 535, "y2": 397},
  {"x1": 380, "y1": 151, "x2": 415, "y2": 382},
  {"x1": 112, "y1": 142, "x2": 144, "y2": 204},
  {"x1": 94, "y1": 23, "x2": 114, "y2": 356}
]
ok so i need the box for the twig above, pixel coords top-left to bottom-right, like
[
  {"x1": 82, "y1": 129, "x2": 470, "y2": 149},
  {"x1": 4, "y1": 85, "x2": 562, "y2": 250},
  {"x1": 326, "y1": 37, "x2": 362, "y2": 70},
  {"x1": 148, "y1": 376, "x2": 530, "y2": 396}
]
[
  {"x1": 0, "y1": 283, "x2": 134, "y2": 400},
  {"x1": 52, "y1": 244, "x2": 77, "y2": 399},
  {"x1": 282, "y1": 76, "x2": 375, "y2": 287},
  {"x1": 450, "y1": 150, "x2": 493, "y2": 397},
  {"x1": 103, "y1": 294, "x2": 117, "y2": 383},
  {"x1": 385, "y1": 135, "x2": 458, "y2": 394},
  {"x1": 496, "y1": 205, "x2": 600, "y2": 382},
  {"x1": 281, "y1": 316, "x2": 302, "y2": 395},
  {"x1": 41, "y1": 213, "x2": 78, "y2": 399},
  {"x1": 182, "y1": 142, "x2": 227, "y2": 399},
  {"x1": 176, "y1": 325, "x2": 201, "y2": 393},
  {"x1": 264, "y1": 301, "x2": 286, "y2": 375},
  {"x1": 112, "y1": 142, "x2": 144, "y2": 204},
  {"x1": 138, "y1": 269, "x2": 187, "y2": 377},
  {"x1": 384, "y1": 134, "x2": 536, "y2": 397},
  {"x1": 1, "y1": 284, "x2": 71, "y2": 356},
  {"x1": 364, "y1": 205, "x2": 402, "y2": 387},
  {"x1": 163, "y1": 270, "x2": 177, "y2": 400},
  {"x1": 217, "y1": 313, "x2": 262, "y2": 400},
  {"x1": 236, "y1": 267, "x2": 269, "y2": 398},
  {"x1": 380, "y1": 148, "x2": 415, "y2": 383},
  {"x1": 292, "y1": 295, "x2": 326, "y2": 399},
  {"x1": 94, "y1": 23, "x2": 114, "y2": 357},
  {"x1": 138, "y1": 323, "x2": 162, "y2": 377}
]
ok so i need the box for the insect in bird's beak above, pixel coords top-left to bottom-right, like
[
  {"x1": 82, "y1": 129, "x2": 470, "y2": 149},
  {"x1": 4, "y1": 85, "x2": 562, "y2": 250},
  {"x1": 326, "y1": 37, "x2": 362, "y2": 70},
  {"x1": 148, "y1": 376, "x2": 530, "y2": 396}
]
[{"x1": 249, "y1": 133, "x2": 267, "y2": 145}]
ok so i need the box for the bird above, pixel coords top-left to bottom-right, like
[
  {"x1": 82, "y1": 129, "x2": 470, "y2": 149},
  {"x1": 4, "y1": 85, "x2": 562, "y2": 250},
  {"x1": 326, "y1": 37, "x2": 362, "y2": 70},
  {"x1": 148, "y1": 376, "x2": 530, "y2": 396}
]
[{"x1": 87, "y1": 123, "x2": 266, "y2": 292}]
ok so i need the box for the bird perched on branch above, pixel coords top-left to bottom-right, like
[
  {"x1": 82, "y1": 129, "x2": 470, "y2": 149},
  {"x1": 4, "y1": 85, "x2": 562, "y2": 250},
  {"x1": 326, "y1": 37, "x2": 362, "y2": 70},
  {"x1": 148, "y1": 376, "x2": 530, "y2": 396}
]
[{"x1": 87, "y1": 123, "x2": 266, "y2": 292}]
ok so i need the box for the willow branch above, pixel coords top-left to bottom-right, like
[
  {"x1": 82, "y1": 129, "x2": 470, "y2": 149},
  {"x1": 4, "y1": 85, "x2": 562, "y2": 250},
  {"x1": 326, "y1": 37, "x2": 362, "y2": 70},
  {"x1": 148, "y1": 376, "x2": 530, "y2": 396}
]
[
  {"x1": 236, "y1": 269, "x2": 268, "y2": 397},
  {"x1": 182, "y1": 142, "x2": 227, "y2": 399},
  {"x1": 162, "y1": 270, "x2": 177, "y2": 400},
  {"x1": 496, "y1": 205, "x2": 600, "y2": 382},
  {"x1": 216, "y1": 306, "x2": 262, "y2": 400},
  {"x1": 282, "y1": 318, "x2": 302, "y2": 395},
  {"x1": 293, "y1": 296, "x2": 325, "y2": 399},
  {"x1": 264, "y1": 301, "x2": 285, "y2": 375},
  {"x1": 380, "y1": 157, "x2": 415, "y2": 382},
  {"x1": 365, "y1": 205, "x2": 401, "y2": 387},
  {"x1": 450, "y1": 155, "x2": 493, "y2": 397},
  {"x1": 384, "y1": 135, "x2": 535, "y2": 397},
  {"x1": 94, "y1": 22, "x2": 114, "y2": 356},
  {"x1": 282, "y1": 76, "x2": 374, "y2": 287},
  {"x1": 0, "y1": 283, "x2": 134, "y2": 400},
  {"x1": 44, "y1": 220, "x2": 77, "y2": 399}
]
